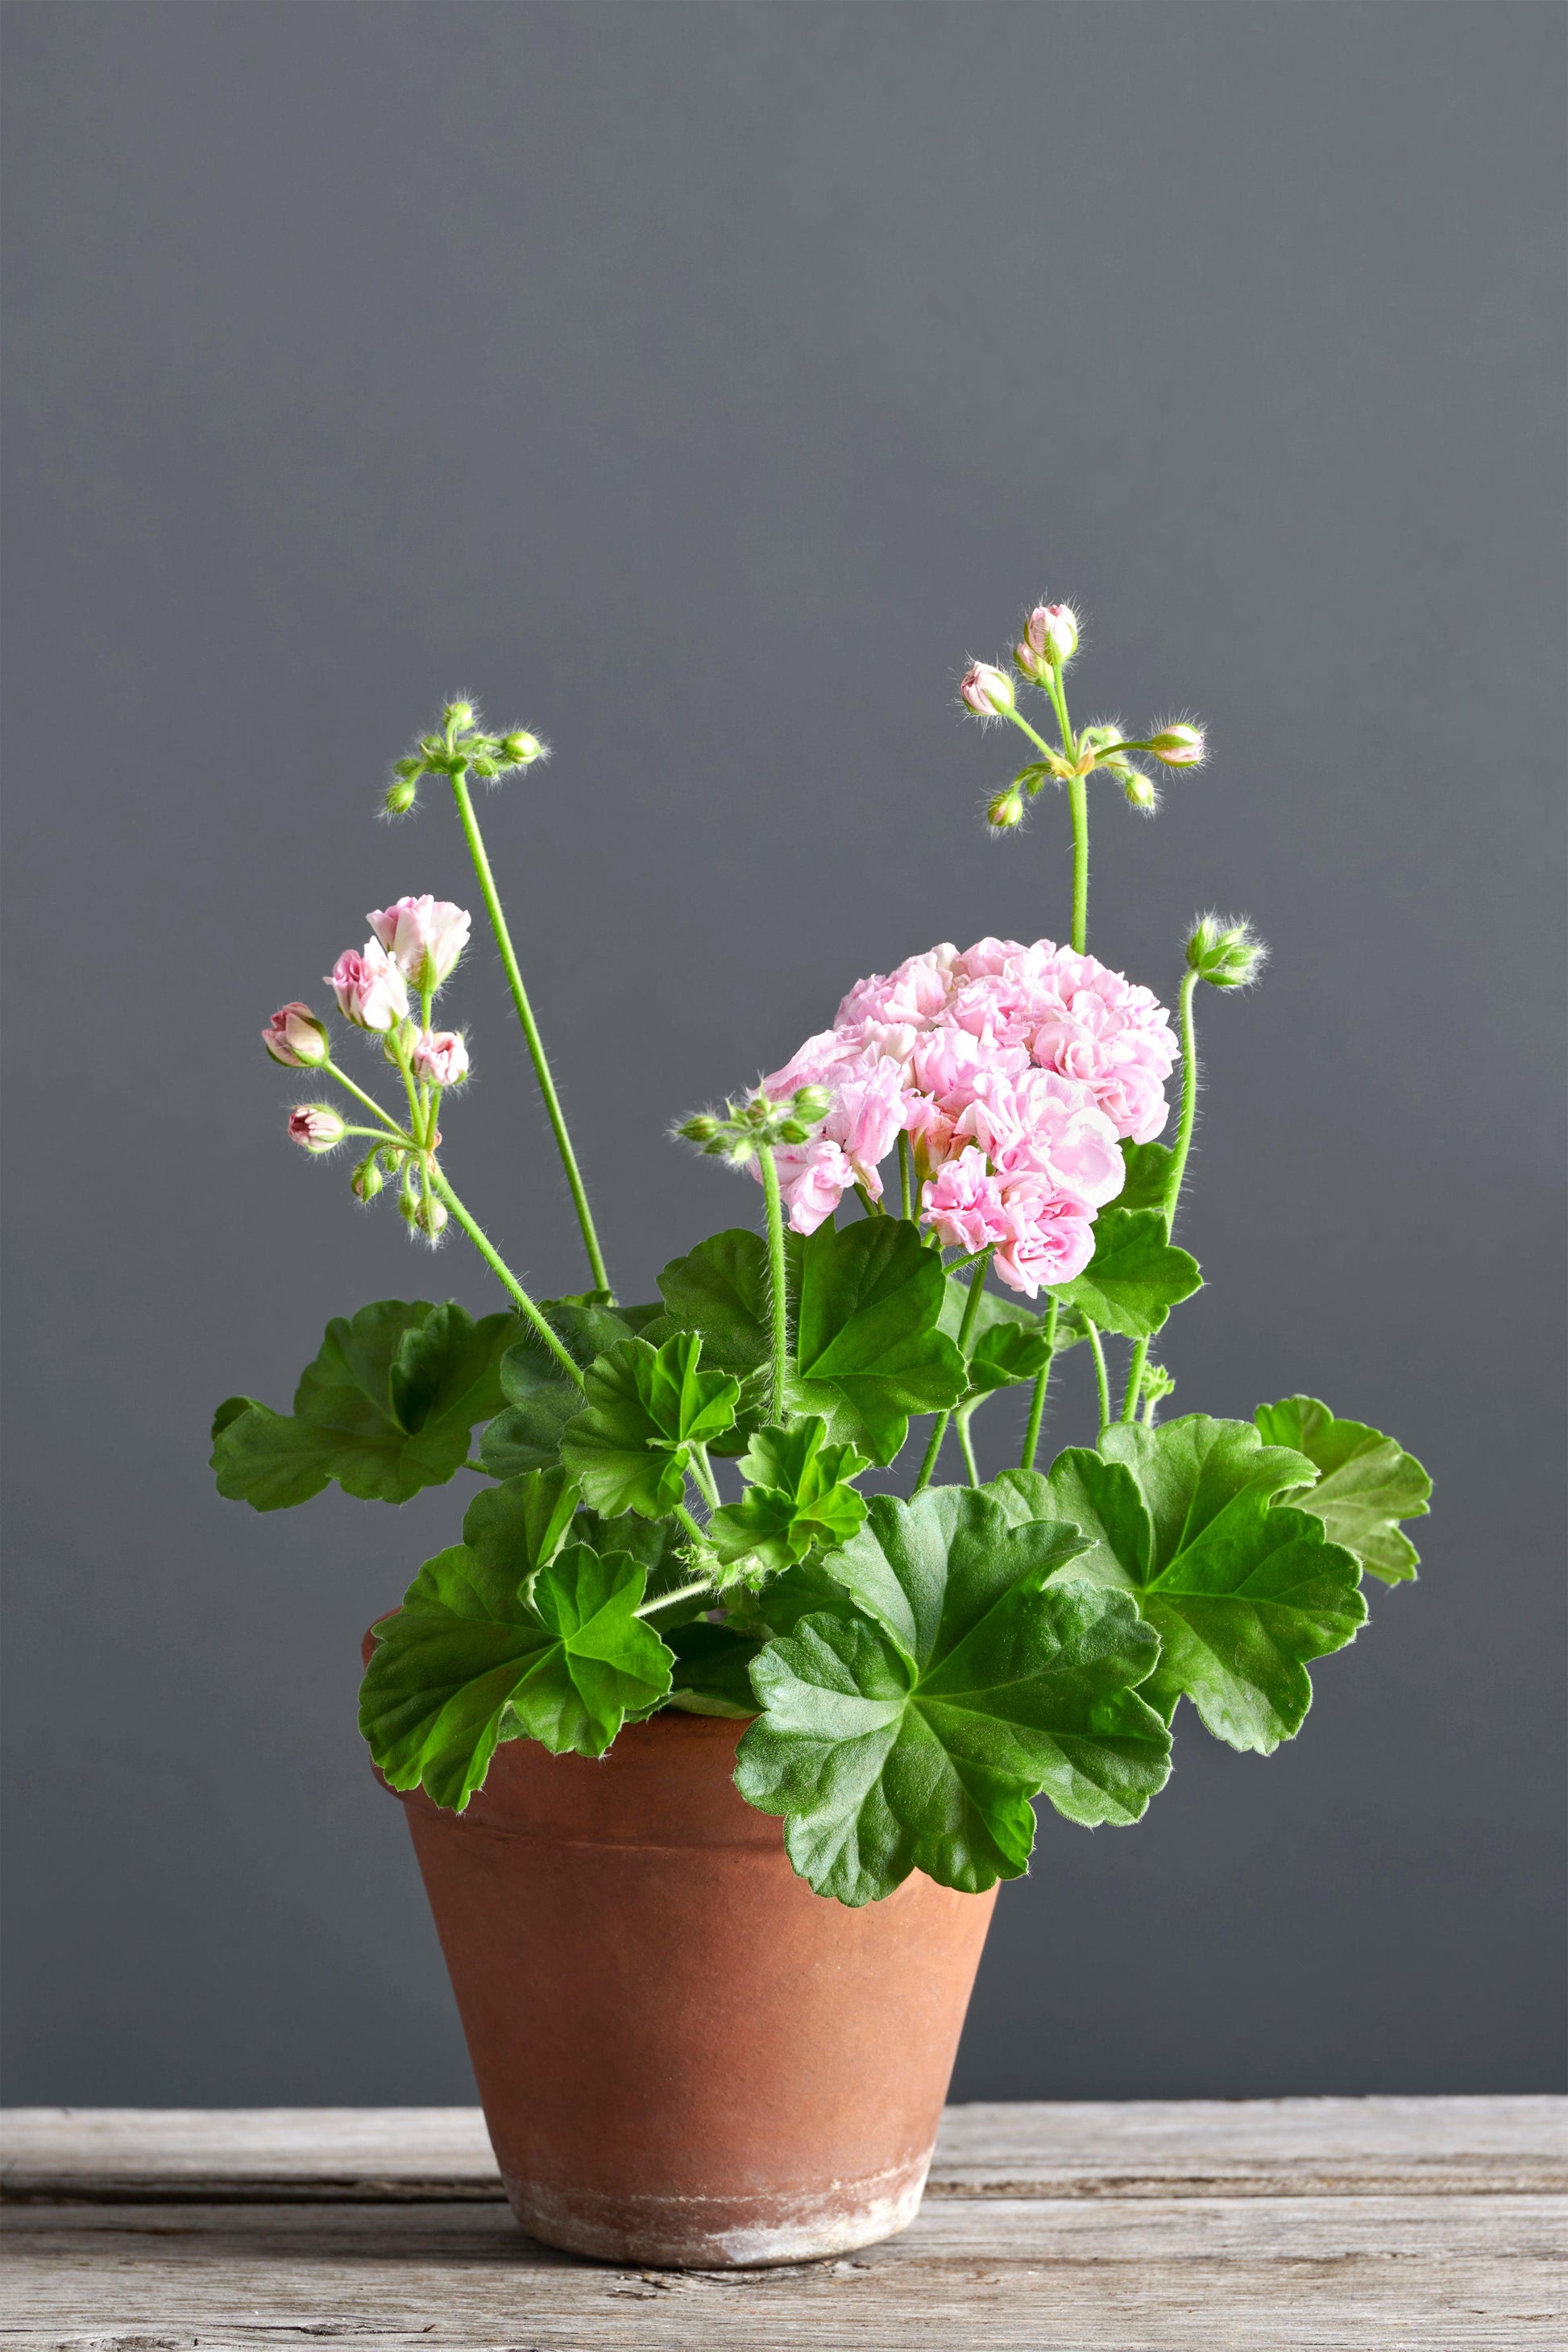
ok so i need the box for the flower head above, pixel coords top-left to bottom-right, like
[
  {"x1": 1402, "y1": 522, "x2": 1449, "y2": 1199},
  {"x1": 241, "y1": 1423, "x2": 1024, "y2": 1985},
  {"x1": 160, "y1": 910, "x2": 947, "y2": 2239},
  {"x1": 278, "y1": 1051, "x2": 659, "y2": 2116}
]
[
  {"x1": 326, "y1": 942, "x2": 409, "y2": 1032},
  {"x1": 367, "y1": 896, "x2": 471, "y2": 993},
  {"x1": 1186, "y1": 914, "x2": 1267, "y2": 989},
  {"x1": 263, "y1": 1002, "x2": 329, "y2": 1069},
  {"x1": 1147, "y1": 723, "x2": 1205, "y2": 768}
]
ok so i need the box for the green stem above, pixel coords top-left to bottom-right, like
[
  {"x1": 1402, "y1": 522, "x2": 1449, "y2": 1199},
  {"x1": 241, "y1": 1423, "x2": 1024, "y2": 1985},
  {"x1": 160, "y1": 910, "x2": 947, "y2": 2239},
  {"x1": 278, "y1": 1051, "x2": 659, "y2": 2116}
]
[
  {"x1": 689, "y1": 1445, "x2": 722, "y2": 1512},
  {"x1": 1043, "y1": 668, "x2": 1088, "y2": 952},
  {"x1": 898, "y1": 1131, "x2": 915, "y2": 1222},
  {"x1": 913, "y1": 1248, "x2": 993, "y2": 1495},
  {"x1": 757, "y1": 1144, "x2": 791, "y2": 1425},
  {"x1": 449, "y1": 770, "x2": 611, "y2": 1296},
  {"x1": 672, "y1": 1503, "x2": 710, "y2": 1549},
  {"x1": 1021, "y1": 1297, "x2": 1060, "y2": 1469},
  {"x1": 462, "y1": 1458, "x2": 487, "y2": 1474},
  {"x1": 1085, "y1": 1318, "x2": 1111, "y2": 1437},
  {"x1": 323, "y1": 1060, "x2": 409, "y2": 1140},
  {"x1": 634, "y1": 1570, "x2": 714, "y2": 1620},
  {"x1": 1162, "y1": 969, "x2": 1201, "y2": 1235},
  {"x1": 1121, "y1": 1337, "x2": 1149, "y2": 1423},
  {"x1": 425, "y1": 1164, "x2": 585, "y2": 1384},
  {"x1": 956, "y1": 1415, "x2": 981, "y2": 1487}
]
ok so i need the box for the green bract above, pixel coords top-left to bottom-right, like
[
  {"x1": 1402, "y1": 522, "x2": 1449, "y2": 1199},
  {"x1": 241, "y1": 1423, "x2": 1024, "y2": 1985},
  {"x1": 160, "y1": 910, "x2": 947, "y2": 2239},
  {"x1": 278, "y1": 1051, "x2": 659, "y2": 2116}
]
[
  {"x1": 559, "y1": 1332, "x2": 740, "y2": 1517},
  {"x1": 212, "y1": 1300, "x2": 520, "y2": 1508},
  {"x1": 360, "y1": 1469, "x2": 674, "y2": 1807},
  {"x1": 736, "y1": 1487, "x2": 1172, "y2": 1905},
  {"x1": 1018, "y1": 1415, "x2": 1368, "y2": 1753},
  {"x1": 1253, "y1": 1396, "x2": 1430, "y2": 1584}
]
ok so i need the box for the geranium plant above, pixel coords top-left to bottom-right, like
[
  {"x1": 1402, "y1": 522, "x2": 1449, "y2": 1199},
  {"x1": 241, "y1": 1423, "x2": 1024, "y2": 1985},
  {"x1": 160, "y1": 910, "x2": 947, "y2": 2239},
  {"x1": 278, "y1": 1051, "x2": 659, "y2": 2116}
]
[{"x1": 214, "y1": 604, "x2": 1430, "y2": 1906}]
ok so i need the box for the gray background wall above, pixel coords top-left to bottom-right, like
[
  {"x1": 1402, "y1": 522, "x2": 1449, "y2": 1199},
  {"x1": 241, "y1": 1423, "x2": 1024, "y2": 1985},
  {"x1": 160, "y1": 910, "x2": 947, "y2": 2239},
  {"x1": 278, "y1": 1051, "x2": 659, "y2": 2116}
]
[{"x1": 3, "y1": 0, "x2": 1563, "y2": 2105}]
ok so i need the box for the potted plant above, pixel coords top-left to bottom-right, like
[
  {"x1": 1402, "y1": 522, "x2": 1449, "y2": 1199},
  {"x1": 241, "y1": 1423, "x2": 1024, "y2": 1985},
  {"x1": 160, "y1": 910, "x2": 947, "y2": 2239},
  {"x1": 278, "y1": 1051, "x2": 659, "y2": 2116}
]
[{"x1": 214, "y1": 599, "x2": 1430, "y2": 2267}]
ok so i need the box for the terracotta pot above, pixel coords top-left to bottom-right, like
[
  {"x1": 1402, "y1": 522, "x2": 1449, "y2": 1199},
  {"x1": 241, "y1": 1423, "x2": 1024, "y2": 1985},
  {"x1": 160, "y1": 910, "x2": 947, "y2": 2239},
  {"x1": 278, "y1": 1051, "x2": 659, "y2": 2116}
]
[{"x1": 367, "y1": 1635, "x2": 995, "y2": 2267}]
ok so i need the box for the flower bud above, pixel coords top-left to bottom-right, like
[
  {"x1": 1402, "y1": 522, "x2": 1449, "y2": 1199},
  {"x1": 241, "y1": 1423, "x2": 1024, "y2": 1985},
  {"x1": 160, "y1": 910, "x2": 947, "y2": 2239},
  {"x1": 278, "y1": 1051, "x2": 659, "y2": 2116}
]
[
  {"x1": 1014, "y1": 639, "x2": 1052, "y2": 685},
  {"x1": 416, "y1": 1195, "x2": 449, "y2": 1240},
  {"x1": 288, "y1": 1104, "x2": 346, "y2": 1152},
  {"x1": 1185, "y1": 915, "x2": 1267, "y2": 989},
  {"x1": 263, "y1": 1002, "x2": 330, "y2": 1069},
  {"x1": 960, "y1": 662, "x2": 1014, "y2": 717},
  {"x1": 1148, "y1": 724, "x2": 1205, "y2": 768},
  {"x1": 499, "y1": 729, "x2": 545, "y2": 767},
  {"x1": 351, "y1": 1152, "x2": 385, "y2": 1202},
  {"x1": 790, "y1": 1085, "x2": 833, "y2": 1125},
  {"x1": 987, "y1": 787, "x2": 1025, "y2": 830},
  {"x1": 444, "y1": 699, "x2": 476, "y2": 732},
  {"x1": 411, "y1": 1028, "x2": 470, "y2": 1087},
  {"x1": 326, "y1": 943, "x2": 409, "y2": 1033},
  {"x1": 1023, "y1": 603, "x2": 1079, "y2": 666},
  {"x1": 383, "y1": 778, "x2": 419, "y2": 816},
  {"x1": 1123, "y1": 770, "x2": 1159, "y2": 811},
  {"x1": 678, "y1": 1113, "x2": 721, "y2": 1145}
]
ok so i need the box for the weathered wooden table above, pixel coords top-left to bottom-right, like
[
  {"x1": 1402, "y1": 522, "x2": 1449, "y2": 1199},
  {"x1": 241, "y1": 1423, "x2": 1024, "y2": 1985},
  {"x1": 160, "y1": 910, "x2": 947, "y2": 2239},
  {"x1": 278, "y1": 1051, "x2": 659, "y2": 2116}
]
[{"x1": 3, "y1": 2099, "x2": 1563, "y2": 2348}]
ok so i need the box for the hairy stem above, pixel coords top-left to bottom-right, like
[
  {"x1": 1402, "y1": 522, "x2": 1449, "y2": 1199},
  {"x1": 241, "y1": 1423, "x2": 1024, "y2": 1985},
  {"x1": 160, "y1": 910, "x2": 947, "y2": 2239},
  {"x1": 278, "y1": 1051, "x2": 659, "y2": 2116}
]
[
  {"x1": 689, "y1": 1445, "x2": 722, "y2": 1512},
  {"x1": 321, "y1": 1060, "x2": 409, "y2": 1139},
  {"x1": 1021, "y1": 1296, "x2": 1060, "y2": 1469},
  {"x1": 634, "y1": 1569, "x2": 713, "y2": 1620},
  {"x1": 898, "y1": 1130, "x2": 915, "y2": 1222},
  {"x1": 448, "y1": 769, "x2": 611, "y2": 1296},
  {"x1": 1162, "y1": 968, "x2": 1201, "y2": 1234},
  {"x1": 1121, "y1": 1336, "x2": 1149, "y2": 1423},
  {"x1": 913, "y1": 1248, "x2": 992, "y2": 1495},
  {"x1": 1043, "y1": 666, "x2": 1087, "y2": 952},
  {"x1": 957, "y1": 1415, "x2": 981, "y2": 1487},
  {"x1": 1085, "y1": 1318, "x2": 1111, "y2": 1437},
  {"x1": 757, "y1": 1144, "x2": 791, "y2": 1424},
  {"x1": 425, "y1": 1164, "x2": 585, "y2": 1384}
]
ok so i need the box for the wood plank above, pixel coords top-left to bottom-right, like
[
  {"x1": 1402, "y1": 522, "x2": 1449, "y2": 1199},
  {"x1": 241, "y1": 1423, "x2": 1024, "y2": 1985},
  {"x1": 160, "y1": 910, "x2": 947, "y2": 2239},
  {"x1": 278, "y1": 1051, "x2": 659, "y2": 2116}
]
[
  {"x1": 4, "y1": 2192, "x2": 1564, "y2": 2349},
  {"x1": 6, "y1": 2097, "x2": 1564, "y2": 2203}
]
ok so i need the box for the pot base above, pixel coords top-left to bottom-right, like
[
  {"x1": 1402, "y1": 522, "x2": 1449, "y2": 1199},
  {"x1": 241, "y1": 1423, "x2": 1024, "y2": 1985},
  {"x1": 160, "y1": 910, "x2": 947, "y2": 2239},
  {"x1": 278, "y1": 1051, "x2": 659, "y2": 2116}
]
[{"x1": 504, "y1": 2152, "x2": 929, "y2": 2268}]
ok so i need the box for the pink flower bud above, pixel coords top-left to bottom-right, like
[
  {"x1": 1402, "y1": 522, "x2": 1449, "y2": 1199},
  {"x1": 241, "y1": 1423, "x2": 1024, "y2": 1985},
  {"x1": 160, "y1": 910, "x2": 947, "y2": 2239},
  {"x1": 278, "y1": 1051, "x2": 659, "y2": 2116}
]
[
  {"x1": 366, "y1": 894, "x2": 472, "y2": 993},
  {"x1": 411, "y1": 1028, "x2": 470, "y2": 1087},
  {"x1": 960, "y1": 662, "x2": 1015, "y2": 717},
  {"x1": 263, "y1": 1002, "x2": 330, "y2": 1068},
  {"x1": 288, "y1": 1104, "x2": 347, "y2": 1152},
  {"x1": 325, "y1": 942, "x2": 409, "y2": 1033},
  {"x1": 1147, "y1": 724, "x2": 1205, "y2": 767},
  {"x1": 1023, "y1": 603, "x2": 1079, "y2": 666}
]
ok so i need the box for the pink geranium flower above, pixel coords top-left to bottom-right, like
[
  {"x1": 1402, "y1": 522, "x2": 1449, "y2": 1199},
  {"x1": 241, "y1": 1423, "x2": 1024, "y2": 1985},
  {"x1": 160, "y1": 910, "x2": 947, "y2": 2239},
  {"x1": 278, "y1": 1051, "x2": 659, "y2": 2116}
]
[
  {"x1": 326, "y1": 942, "x2": 409, "y2": 1033},
  {"x1": 367, "y1": 895, "x2": 471, "y2": 993},
  {"x1": 412, "y1": 1029, "x2": 470, "y2": 1087}
]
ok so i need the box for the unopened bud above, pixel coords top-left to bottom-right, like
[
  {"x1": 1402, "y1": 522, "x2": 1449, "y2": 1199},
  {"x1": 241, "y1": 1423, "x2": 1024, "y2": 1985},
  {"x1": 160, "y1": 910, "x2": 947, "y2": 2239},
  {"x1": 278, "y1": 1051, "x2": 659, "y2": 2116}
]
[
  {"x1": 351, "y1": 1152, "x2": 385, "y2": 1202},
  {"x1": 288, "y1": 1104, "x2": 346, "y2": 1152},
  {"x1": 678, "y1": 1113, "x2": 721, "y2": 1145},
  {"x1": 1148, "y1": 724, "x2": 1205, "y2": 768},
  {"x1": 791, "y1": 1085, "x2": 832, "y2": 1125},
  {"x1": 416, "y1": 1195, "x2": 449, "y2": 1240},
  {"x1": 263, "y1": 1002, "x2": 330, "y2": 1069},
  {"x1": 1023, "y1": 602, "x2": 1079, "y2": 666},
  {"x1": 960, "y1": 662, "x2": 1015, "y2": 717},
  {"x1": 1014, "y1": 639, "x2": 1052, "y2": 685},
  {"x1": 499, "y1": 729, "x2": 544, "y2": 767},
  {"x1": 444, "y1": 699, "x2": 476, "y2": 732},
  {"x1": 1123, "y1": 771, "x2": 1159, "y2": 811},
  {"x1": 1186, "y1": 915, "x2": 1267, "y2": 989},
  {"x1": 384, "y1": 778, "x2": 419, "y2": 815},
  {"x1": 470, "y1": 753, "x2": 500, "y2": 779},
  {"x1": 987, "y1": 787, "x2": 1025, "y2": 830}
]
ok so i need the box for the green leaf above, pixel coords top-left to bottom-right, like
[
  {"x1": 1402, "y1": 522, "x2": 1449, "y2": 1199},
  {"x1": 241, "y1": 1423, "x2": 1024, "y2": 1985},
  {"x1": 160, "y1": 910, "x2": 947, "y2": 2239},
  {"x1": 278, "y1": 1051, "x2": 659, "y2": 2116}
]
[
  {"x1": 790, "y1": 1219, "x2": 968, "y2": 1465},
  {"x1": 940, "y1": 1278, "x2": 1053, "y2": 1401},
  {"x1": 707, "y1": 1418, "x2": 869, "y2": 1573},
  {"x1": 360, "y1": 1539, "x2": 673, "y2": 1807},
  {"x1": 560, "y1": 1334, "x2": 740, "y2": 1518},
  {"x1": 213, "y1": 1300, "x2": 520, "y2": 1510},
  {"x1": 1118, "y1": 1139, "x2": 1176, "y2": 1213},
  {"x1": 657, "y1": 1231, "x2": 773, "y2": 1379},
  {"x1": 665, "y1": 1620, "x2": 765, "y2": 1718},
  {"x1": 735, "y1": 1488, "x2": 1170, "y2": 1905},
  {"x1": 458, "y1": 1466, "x2": 579, "y2": 1598},
  {"x1": 478, "y1": 1298, "x2": 651, "y2": 1479},
  {"x1": 1254, "y1": 1396, "x2": 1430, "y2": 1584},
  {"x1": 1054, "y1": 1208, "x2": 1201, "y2": 1340},
  {"x1": 1038, "y1": 1416, "x2": 1367, "y2": 1753}
]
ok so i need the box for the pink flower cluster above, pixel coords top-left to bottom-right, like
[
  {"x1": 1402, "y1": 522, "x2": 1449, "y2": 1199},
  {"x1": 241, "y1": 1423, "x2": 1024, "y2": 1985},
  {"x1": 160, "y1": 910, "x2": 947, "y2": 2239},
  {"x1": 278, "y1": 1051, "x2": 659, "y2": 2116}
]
[{"x1": 756, "y1": 937, "x2": 1177, "y2": 1293}]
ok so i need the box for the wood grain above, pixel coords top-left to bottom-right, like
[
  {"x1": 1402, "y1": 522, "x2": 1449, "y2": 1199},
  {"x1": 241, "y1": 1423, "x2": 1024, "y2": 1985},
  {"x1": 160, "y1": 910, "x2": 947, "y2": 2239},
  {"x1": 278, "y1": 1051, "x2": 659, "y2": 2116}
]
[{"x1": 3, "y1": 2101, "x2": 1563, "y2": 2350}]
